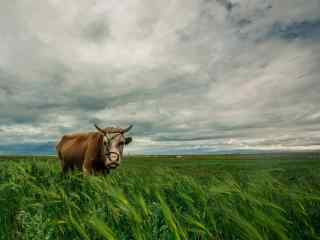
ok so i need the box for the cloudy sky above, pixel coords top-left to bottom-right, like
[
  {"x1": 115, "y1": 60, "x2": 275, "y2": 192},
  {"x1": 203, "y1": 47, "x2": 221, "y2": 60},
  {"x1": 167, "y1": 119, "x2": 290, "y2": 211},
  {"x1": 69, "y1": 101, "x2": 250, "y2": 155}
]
[{"x1": 0, "y1": 0, "x2": 320, "y2": 155}]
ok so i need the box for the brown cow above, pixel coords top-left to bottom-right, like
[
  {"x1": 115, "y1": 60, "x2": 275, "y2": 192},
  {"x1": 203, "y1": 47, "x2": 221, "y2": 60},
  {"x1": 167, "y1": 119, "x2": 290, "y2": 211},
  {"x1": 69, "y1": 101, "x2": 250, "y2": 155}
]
[{"x1": 56, "y1": 124, "x2": 133, "y2": 175}]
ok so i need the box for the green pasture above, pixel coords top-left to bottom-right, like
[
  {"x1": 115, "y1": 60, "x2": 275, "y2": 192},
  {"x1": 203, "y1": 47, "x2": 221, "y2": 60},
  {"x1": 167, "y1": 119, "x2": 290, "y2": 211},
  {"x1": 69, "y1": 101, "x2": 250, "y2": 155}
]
[{"x1": 0, "y1": 153, "x2": 319, "y2": 240}]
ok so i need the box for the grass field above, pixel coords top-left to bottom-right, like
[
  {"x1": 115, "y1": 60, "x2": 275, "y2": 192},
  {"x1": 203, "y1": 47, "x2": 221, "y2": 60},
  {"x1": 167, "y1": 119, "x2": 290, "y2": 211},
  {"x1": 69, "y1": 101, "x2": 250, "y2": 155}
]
[{"x1": 0, "y1": 153, "x2": 320, "y2": 240}]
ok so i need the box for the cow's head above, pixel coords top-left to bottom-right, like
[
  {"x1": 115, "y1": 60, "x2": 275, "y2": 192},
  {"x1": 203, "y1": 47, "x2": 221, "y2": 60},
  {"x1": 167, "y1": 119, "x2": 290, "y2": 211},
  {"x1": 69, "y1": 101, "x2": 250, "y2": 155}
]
[{"x1": 94, "y1": 124, "x2": 133, "y2": 170}]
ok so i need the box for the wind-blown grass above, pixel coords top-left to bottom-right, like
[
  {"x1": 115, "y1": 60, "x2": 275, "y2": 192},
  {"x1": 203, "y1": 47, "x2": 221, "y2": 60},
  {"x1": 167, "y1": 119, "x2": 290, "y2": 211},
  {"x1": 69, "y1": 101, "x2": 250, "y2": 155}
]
[{"x1": 0, "y1": 155, "x2": 319, "y2": 240}]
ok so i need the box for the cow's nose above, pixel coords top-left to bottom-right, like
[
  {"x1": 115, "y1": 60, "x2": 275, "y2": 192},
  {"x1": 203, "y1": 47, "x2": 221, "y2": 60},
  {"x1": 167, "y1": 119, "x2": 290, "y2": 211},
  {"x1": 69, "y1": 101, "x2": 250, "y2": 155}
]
[{"x1": 110, "y1": 152, "x2": 119, "y2": 162}]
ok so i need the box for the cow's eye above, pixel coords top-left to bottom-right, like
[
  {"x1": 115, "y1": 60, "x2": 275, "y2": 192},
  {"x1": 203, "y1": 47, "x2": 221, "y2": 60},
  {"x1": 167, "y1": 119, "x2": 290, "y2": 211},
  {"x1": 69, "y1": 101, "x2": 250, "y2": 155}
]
[{"x1": 118, "y1": 142, "x2": 124, "y2": 147}]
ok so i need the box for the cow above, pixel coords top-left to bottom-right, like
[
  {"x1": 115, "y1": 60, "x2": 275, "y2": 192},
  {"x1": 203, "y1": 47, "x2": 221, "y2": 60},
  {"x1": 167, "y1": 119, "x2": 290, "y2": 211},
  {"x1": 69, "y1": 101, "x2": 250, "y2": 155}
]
[{"x1": 56, "y1": 124, "x2": 133, "y2": 175}]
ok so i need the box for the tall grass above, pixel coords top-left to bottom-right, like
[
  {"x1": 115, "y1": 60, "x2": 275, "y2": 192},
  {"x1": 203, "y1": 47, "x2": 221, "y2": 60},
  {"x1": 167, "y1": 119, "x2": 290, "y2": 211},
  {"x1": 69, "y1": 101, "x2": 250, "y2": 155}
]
[{"x1": 0, "y1": 157, "x2": 319, "y2": 240}]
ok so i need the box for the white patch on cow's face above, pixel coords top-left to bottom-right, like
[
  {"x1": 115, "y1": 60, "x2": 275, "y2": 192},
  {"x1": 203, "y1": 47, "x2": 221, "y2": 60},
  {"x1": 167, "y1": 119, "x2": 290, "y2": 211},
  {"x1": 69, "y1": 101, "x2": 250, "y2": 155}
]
[
  {"x1": 104, "y1": 133, "x2": 127, "y2": 169},
  {"x1": 102, "y1": 135, "x2": 108, "y2": 154},
  {"x1": 103, "y1": 135, "x2": 108, "y2": 145}
]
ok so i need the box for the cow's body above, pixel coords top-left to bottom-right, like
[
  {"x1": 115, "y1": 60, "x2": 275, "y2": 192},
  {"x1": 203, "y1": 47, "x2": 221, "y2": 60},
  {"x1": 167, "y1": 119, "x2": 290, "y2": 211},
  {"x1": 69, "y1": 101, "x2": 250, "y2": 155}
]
[
  {"x1": 56, "y1": 124, "x2": 133, "y2": 175},
  {"x1": 56, "y1": 132, "x2": 108, "y2": 174}
]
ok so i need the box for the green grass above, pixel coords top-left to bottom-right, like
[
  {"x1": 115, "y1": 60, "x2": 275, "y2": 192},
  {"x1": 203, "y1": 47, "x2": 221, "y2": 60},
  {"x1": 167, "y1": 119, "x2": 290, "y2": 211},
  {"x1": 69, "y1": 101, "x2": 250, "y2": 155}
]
[{"x1": 0, "y1": 153, "x2": 320, "y2": 240}]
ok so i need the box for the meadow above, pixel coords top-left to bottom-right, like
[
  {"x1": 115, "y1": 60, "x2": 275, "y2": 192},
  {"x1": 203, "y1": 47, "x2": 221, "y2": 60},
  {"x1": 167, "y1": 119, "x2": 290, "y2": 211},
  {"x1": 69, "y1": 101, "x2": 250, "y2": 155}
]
[{"x1": 0, "y1": 153, "x2": 320, "y2": 240}]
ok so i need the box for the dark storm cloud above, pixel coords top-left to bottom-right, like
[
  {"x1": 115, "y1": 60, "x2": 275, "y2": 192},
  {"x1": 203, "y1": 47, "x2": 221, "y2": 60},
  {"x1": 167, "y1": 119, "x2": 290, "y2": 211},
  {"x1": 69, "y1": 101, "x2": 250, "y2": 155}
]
[
  {"x1": 0, "y1": 79, "x2": 17, "y2": 96},
  {"x1": 269, "y1": 20, "x2": 320, "y2": 40},
  {"x1": 215, "y1": 0, "x2": 238, "y2": 11},
  {"x1": 82, "y1": 17, "x2": 110, "y2": 43},
  {"x1": 0, "y1": 0, "x2": 320, "y2": 154}
]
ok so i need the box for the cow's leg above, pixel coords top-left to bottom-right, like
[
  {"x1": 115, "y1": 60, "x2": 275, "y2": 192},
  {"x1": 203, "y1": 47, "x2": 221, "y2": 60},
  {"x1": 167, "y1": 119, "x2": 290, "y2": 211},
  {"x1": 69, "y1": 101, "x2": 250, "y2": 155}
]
[
  {"x1": 59, "y1": 162, "x2": 71, "y2": 178},
  {"x1": 82, "y1": 166, "x2": 92, "y2": 175},
  {"x1": 95, "y1": 167, "x2": 110, "y2": 176},
  {"x1": 102, "y1": 167, "x2": 110, "y2": 175},
  {"x1": 57, "y1": 148, "x2": 68, "y2": 175},
  {"x1": 83, "y1": 134, "x2": 101, "y2": 176},
  {"x1": 62, "y1": 164, "x2": 70, "y2": 174},
  {"x1": 82, "y1": 160, "x2": 93, "y2": 176},
  {"x1": 95, "y1": 170, "x2": 103, "y2": 176},
  {"x1": 61, "y1": 160, "x2": 72, "y2": 175}
]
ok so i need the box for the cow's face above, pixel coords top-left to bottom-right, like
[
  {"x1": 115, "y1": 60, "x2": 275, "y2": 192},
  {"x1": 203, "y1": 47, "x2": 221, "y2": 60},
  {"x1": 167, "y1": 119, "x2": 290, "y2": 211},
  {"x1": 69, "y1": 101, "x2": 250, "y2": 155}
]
[
  {"x1": 94, "y1": 124, "x2": 133, "y2": 170},
  {"x1": 103, "y1": 133, "x2": 132, "y2": 169}
]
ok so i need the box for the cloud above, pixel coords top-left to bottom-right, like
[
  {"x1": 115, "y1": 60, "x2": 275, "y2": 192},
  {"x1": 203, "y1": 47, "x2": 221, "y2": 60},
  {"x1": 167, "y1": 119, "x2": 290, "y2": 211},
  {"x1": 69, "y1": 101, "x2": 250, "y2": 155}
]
[
  {"x1": 269, "y1": 20, "x2": 320, "y2": 40},
  {"x1": 0, "y1": 0, "x2": 319, "y2": 154}
]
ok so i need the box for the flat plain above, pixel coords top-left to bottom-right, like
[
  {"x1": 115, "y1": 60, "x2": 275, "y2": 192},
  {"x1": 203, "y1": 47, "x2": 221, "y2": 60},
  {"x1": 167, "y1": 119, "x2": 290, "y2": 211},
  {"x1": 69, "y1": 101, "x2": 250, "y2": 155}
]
[{"x1": 0, "y1": 153, "x2": 319, "y2": 239}]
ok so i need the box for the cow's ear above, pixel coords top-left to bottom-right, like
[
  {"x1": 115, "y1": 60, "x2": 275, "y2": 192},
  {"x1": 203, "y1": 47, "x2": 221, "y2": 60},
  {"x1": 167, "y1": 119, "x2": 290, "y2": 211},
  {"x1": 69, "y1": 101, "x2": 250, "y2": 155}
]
[{"x1": 125, "y1": 137, "x2": 132, "y2": 145}]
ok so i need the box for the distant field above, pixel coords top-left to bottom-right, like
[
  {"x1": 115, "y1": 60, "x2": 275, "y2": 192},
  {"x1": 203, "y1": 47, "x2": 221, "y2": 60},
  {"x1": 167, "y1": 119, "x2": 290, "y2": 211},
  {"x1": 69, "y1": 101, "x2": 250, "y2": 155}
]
[{"x1": 1, "y1": 153, "x2": 320, "y2": 239}]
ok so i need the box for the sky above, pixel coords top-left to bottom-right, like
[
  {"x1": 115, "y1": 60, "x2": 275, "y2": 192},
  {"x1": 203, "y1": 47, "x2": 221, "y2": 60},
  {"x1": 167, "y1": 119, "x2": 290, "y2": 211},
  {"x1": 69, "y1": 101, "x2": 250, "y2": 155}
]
[{"x1": 0, "y1": 0, "x2": 320, "y2": 155}]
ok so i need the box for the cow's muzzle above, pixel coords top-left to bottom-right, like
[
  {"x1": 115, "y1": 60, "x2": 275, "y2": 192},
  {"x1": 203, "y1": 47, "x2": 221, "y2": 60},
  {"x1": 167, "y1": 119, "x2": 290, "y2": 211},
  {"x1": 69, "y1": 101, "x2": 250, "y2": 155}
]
[
  {"x1": 106, "y1": 162, "x2": 119, "y2": 169},
  {"x1": 109, "y1": 152, "x2": 119, "y2": 161},
  {"x1": 105, "y1": 152, "x2": 120, "y2": 169}
]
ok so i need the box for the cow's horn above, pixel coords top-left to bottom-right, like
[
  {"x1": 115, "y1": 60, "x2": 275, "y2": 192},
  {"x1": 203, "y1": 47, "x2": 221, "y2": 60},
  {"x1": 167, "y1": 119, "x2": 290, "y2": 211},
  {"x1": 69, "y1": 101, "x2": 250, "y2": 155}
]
[
  {"x1": 122, "y1": 125, "x2": 133, "y2": 133},
  {"x1": 94, "y1": 124, "x2": 106, "y2": 134}
]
